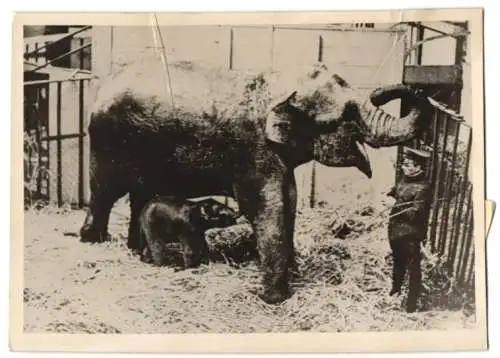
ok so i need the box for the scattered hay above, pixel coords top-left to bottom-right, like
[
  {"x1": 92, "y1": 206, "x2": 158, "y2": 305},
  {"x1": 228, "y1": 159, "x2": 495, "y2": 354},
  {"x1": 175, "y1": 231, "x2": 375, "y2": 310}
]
[
  {"x1": 23, "y1": 195, "x2": 476, "y2": 333},
  {"x1": 205, "y1": 222, "x2": 258, "y2": 266},
  {"x1": 420, "y1": 257, "x2": 476, "y2": 315},
  {"x1": 45, "y1": 320, "x2": 121, "y2": 334},
  {"x1": 296, "y1": 240, "x2": 351, "y2": 286}
]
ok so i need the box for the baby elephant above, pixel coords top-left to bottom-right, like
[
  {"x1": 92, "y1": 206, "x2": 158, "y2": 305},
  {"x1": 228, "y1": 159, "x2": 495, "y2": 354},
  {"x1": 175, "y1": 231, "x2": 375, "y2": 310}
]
[{"x1": 139, "y1": 196, "x2": 238, "y2": 269}]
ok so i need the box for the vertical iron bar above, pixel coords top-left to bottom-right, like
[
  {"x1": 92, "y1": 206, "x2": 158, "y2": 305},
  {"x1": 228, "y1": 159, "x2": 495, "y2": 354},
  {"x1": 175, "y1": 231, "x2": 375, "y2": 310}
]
[
  {"x1": 439, "y1": 121, "x2": 461, "y2": 256},
  {"x1": 429, "y1": 111, "x2": 449, "y2": 253},
  {"x1": 318, "y1": 35, "x2": 323, "y2": 62},
  {"x1": 450, "y1": 183, "x2": 472, "y2": 270},
  {"x1": 437, "y1": 164, "x2": 449, "y2": 256},
  {"x1": 25, "y1": 89, "x2": 33, "y2": 185},
  {"x1": 447, "y1": 175, "x2": 463, "y2": 268},
  {"x1": 456, "y1": 189, "x2": 473, "y2": 279},
  {"x1": 450, "y1": 128, "x2": 473, "y2": 256},
  {"x1": 228, "y1": 28, "x2": 234, "y2": 70},
  {"x1": 56, "y1": 81, "x2": 62, "y2": 207},
  {"x1": 462, "y1": 129, "x2": 473, "y2": 181},
  {"x1": 458, "y1": 208, "x2": 475, "y2": 284},
  {"x1": 429, "y1": 109, "x2": 440, "y2": 185},
  {"x1": 78, "y1": 39, "x2": 85, "y2": 208},
  {"x1": 416, "y1": 23, "x2": 424, "y2": 65},
  {"x1": 45, "y1": 83, "x2": 51, "y2": 202},
  {"x1": 466, "y1": 248, "x2": 475, "y2": 288},
  {"x1": 35, "y1": 86, "x2": 42, "y2": 196}
]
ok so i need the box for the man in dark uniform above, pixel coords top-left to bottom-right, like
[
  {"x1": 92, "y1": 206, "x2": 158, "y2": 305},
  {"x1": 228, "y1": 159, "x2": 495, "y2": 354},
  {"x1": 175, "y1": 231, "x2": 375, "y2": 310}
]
[{"x1": 387, "y1": 146, "x2": 432, "y2": 313}]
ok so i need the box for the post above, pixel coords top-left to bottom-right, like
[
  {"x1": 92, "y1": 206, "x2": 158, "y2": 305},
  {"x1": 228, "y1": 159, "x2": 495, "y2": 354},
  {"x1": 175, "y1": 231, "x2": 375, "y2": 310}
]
[
  {"x1": 78, "y1": 38, "x2": 85, "y2": 208},
  {"x1": 318, "y1": 35, "x2": 323, "y2": 62},
  {"x1": 228, "y1": 27, "x2": 234, "y2": 70},
  {"x1": 429, "y1": 112, "x2": 449, "y2": 254},
  {"x1": 453, "y1": 21, "x2": 467, "y2": 112},
  {"x1": 439, "y1": 121, "x2": 461, "y2": 256},
  {"x1": 56, "y1": 82, "x2": 62, "y2": 207},
  {"x1": 269, "y1": 25, "x2": 275, "y2": 71},
  {"x1": 415, "y1": 23, "x2": 424, "y2": 65}
]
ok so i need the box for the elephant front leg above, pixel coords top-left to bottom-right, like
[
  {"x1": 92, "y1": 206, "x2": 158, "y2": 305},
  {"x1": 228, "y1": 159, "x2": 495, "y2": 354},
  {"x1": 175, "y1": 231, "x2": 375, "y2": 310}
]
[{"x1": 251, "y1": 176, "x2": 294, "y2": 304}]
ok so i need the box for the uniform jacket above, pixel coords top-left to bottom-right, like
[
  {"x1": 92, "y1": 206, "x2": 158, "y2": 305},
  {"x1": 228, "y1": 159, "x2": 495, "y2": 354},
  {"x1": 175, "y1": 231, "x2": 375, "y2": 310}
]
[{"x1": 387, "y1": 171, "x2": 432, "y2": 241}]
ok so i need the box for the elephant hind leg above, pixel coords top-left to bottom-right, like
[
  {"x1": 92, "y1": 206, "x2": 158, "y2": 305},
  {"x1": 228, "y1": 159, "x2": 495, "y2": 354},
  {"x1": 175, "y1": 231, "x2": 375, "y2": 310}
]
[{"x1": 80, "y1": 161, "x2": 128, "y2": 243}]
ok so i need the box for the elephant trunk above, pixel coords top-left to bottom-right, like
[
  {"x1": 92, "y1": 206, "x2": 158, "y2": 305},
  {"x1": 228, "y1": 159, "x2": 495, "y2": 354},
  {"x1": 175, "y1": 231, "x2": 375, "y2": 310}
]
[{"x1": 357, "y1": 84, "x2": 433, "y2": 148}]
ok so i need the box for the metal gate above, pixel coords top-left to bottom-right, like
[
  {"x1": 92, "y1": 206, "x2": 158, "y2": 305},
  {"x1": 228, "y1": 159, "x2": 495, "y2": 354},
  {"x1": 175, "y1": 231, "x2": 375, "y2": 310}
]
[
  {"x1": 24, "y1": 76, "x2": 91, "y2": 208},
  {"x1": 396, "y1": 21, "x2": 474, "y2": 290},
  {"x1": 397, "y1": 103, "x2": 474, "y2": 289},
  {"x1": 23, "y1": 26, "x2": 92, "y2": 208}
]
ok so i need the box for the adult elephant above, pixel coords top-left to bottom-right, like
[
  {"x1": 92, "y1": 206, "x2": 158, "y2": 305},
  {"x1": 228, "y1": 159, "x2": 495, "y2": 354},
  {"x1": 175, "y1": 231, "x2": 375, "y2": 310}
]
[{"x1": 80, "y1": 58, "x2": 432, "y2": 304}]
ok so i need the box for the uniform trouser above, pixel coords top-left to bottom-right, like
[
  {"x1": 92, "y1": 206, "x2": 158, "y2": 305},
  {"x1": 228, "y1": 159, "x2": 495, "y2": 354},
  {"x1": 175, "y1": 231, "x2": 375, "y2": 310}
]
[{"x1": 389, "y1": 235, "x2": 422, "y2": 313}]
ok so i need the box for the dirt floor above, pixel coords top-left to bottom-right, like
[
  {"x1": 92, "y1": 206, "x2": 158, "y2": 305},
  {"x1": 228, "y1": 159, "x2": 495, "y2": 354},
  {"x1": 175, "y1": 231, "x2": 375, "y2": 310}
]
[{"x1": 23, "y1": 187, "x2": 476, "y2": 334}]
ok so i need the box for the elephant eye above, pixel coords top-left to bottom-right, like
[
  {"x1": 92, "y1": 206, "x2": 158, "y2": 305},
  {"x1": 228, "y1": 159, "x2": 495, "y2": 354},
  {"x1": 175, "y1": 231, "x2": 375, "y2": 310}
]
[
  {"x1": 271, "y1": 102, "x2": 287, "y2": 114},
  {"x1": 275, "y1": 122, "x2": 290, "y2": 131}
]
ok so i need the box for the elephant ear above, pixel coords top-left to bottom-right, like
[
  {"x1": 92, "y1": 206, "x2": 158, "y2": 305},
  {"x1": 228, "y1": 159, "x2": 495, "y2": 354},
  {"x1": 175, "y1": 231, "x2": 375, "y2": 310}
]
[{"x1": 265, "y1": 91, "x2": 298, "y2": 144}]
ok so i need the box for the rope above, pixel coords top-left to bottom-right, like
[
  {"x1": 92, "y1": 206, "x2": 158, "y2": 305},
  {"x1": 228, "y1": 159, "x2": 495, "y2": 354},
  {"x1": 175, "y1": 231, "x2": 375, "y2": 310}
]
[
  {"x1": 150, "y1": 13, "x2": 176, "y2": 111},
  {"x1": 369, "y1": 27, "x2": 407, "y2": 85}
]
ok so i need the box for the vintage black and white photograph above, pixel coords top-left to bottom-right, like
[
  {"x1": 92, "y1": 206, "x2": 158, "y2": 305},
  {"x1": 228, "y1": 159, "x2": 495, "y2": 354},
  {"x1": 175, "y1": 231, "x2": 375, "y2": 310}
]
[{"x1": 11, "y1": 9, "x2": 487, "y2": 353}]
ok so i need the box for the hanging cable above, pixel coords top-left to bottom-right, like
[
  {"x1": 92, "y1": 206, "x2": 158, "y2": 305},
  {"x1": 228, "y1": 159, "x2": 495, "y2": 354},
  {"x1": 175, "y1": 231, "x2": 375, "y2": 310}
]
[{"x1": 151, "y1": 13, "x2": 175, "y2": 111}]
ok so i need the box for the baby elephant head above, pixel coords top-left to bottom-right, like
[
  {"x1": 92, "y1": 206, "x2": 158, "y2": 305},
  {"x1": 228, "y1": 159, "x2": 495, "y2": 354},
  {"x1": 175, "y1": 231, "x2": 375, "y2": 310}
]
[{"x1": 197, "y1": 198, "x2": 238, "y2": 230}]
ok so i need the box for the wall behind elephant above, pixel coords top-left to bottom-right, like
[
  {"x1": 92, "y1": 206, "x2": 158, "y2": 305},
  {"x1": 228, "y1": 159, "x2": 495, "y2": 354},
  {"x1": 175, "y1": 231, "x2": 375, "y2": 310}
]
[{"x1": 91, "y1": 24, "x2": 407, "y2": 211}]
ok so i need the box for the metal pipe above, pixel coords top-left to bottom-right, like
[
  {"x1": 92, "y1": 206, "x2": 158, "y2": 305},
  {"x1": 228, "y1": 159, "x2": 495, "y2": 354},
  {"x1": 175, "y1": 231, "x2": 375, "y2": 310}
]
[
  {"x1": 24, "y1": 25, "x2": 92, "y2": 57},
  {"x1": 56, "y1": 82, "x2": 62, "y2": 206},
  {"x1": 25, "y1": 43, "x2": 92, "y2": 74},
  {"x1": 24, "y1": 77, "x2": 92, "y2": 86}
]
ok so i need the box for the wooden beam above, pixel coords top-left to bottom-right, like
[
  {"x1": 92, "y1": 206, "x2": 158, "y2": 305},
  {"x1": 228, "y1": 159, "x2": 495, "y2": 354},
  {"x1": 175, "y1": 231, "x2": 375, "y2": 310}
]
[{"x1": 403, "y1": 65, "x2": 463, "y2": 86}]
